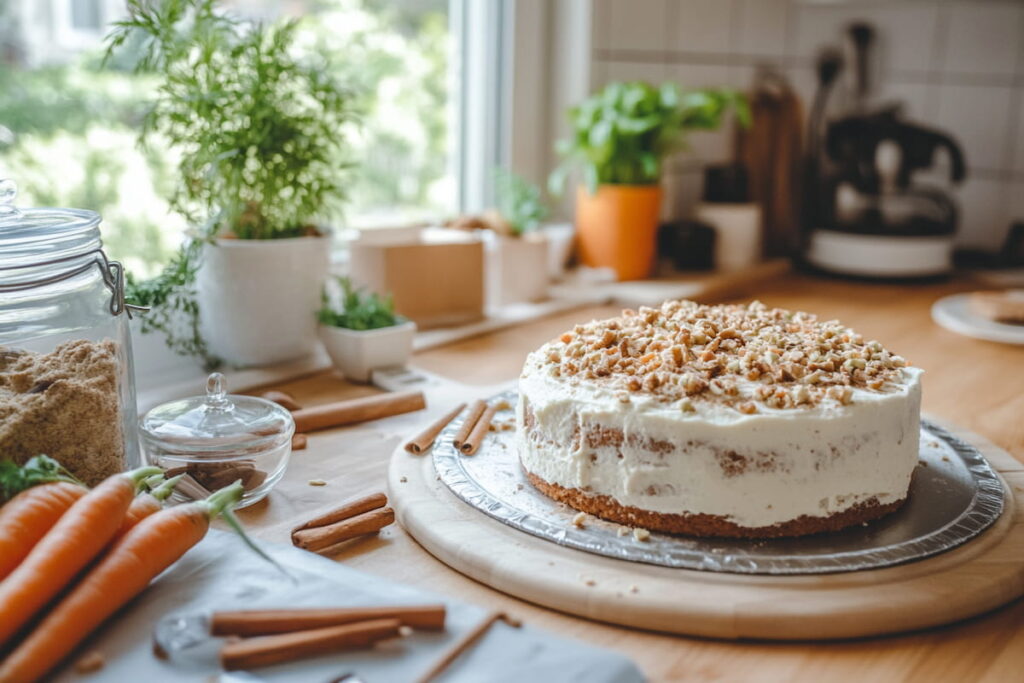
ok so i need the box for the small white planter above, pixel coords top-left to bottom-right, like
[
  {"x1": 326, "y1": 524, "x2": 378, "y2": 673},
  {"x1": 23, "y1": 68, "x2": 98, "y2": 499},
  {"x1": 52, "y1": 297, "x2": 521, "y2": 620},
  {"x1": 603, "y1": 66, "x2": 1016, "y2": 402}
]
[
  {"x1": 485, "y1": 233, "x2": 550, "y2": 308},
  {"x1": 197, "y1": 235, "x2": 330, "y2": 367},
  {"x1": 318, "y1": 321, "x2": 417, "y2": 383}
]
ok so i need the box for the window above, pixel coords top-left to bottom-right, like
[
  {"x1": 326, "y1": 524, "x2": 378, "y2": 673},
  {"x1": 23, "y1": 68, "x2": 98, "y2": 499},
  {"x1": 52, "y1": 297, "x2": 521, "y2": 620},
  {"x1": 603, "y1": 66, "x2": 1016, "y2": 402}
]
[
  {"x1": 0, "y1": 0, "x2": 462, "y2": 277},
  {"x1": 70, "y1": 0, "x2": 102, "y2": 30}
]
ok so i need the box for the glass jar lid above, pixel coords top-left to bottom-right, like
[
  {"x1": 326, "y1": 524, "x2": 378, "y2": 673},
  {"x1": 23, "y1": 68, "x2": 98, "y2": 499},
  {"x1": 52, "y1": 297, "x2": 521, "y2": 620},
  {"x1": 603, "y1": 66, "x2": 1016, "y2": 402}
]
[
  {"x1": 0, "y1": 179, "x2": 102, "y2": 267},
  {"x1": 140, "y1": 373, "x2": 295, "y2": 460}
]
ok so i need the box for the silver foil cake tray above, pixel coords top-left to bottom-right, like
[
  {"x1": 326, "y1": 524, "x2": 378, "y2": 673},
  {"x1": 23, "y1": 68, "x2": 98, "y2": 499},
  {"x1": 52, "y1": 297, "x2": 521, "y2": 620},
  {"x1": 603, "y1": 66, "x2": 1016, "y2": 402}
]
[{"x1": 433, "y1": 390, "x2": 1005, "y2": 575}]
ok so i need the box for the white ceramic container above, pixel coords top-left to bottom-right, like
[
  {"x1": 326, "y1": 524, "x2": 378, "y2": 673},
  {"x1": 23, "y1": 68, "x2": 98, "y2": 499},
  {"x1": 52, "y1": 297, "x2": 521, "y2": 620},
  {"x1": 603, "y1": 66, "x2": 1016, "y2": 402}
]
[
  {"x1": 543, "y1": 222, "x2": 575, "y2": 279},
  {"x1": 197, "y1": 235, "x2": 330, "y2": 367},
  {"x1": 318, "y1": 320, "x2": 417, "y2": 383},
  {"x1": 485, "y1": 233, "x2": 550, "y2": 308}
]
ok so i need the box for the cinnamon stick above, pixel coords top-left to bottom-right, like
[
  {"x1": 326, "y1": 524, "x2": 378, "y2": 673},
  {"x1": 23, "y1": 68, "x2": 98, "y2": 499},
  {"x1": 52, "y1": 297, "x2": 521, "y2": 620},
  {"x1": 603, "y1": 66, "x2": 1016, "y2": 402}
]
[
  {"x1": 451, "y1": 400, "x2": 486, "y2": 448},
  {"x1": 220, "y1": 618, "x2": 401, "y2": 671},
  {"x1": 459, "y1": 403, "x2": 499, "y2": 455},
  {"x1": 404, "y1": 403, "x2": 467, "y2": 454},
  {"x1": 416, "y1": 612, "x2": 521, "y2": 683},
  {"x1": 292, "y1": 493, "x2": 388, "y2": 535},
  {"x1": 292, "y1": 391, "x2": 426, "y2": 433},
  {"x1": 212, "y1": 604, "x2": 446, "y2": 637},
  {"x1": 292, "y1": 507, "x2": 395, "y2": 552},
  {"x1": 260, "y1": 390, "x2": 302, "y2": 411}
]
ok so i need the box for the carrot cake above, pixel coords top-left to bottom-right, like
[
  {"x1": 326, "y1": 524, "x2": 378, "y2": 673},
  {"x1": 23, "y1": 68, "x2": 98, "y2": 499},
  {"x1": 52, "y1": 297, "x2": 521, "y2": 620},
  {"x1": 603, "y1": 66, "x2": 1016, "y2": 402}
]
[{"x1": 516, "y1": 300, "x2": 922, "y2": 538}]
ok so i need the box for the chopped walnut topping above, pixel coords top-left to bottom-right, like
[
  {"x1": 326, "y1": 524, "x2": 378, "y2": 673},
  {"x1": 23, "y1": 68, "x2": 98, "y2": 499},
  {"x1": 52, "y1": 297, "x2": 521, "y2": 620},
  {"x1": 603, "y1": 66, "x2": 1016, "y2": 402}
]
[{"x1": 528, "y1": 300, "x2": 911, "y2": 412}]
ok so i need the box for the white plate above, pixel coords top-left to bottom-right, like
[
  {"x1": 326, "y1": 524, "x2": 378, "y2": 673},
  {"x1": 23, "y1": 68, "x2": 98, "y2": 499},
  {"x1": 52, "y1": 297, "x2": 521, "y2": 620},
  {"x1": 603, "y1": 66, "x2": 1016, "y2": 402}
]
[{"x1": 931, "y1": 293, "x2": 1024, "y2": 345}]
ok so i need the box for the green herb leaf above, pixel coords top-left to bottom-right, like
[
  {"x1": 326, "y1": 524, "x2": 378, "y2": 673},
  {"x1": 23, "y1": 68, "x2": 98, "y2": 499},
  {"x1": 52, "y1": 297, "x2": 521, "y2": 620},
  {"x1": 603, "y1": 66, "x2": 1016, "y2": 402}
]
[
  {"x1": 0, "y1": 455, "x2": 82, "y2": 503},
  {"x1": 317, "y1": 277, "x2": 402, "y2": 331},
  {"x1": 549, "y1": 81, "x2": 747, "y2": 190}
]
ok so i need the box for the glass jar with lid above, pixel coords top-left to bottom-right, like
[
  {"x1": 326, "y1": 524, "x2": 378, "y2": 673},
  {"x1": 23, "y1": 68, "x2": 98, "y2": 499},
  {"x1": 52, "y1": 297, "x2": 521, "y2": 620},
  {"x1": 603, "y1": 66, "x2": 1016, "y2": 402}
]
[
  {"x1": 0, "y1": 179, "x2": 143, "y2": 485},
  {"x1": 140, "y1": 373, "x2": 294, "y2": 508}
]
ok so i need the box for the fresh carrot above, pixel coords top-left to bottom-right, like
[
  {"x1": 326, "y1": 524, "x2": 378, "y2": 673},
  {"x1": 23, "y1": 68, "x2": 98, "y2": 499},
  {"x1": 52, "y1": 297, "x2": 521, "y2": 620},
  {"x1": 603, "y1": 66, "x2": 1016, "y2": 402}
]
[
  {"x1": 0, "y1": 483, "x2": 245, "y2": 683},
  {"x1": 0, "y1": 465, "x2": 161, "y2": 649},
  {"x1": 116, "y1": 474, "x2": 184, "y2": 537},
  {"x1": 0, "y1": 481, "x2": 87, "y2": 581}
]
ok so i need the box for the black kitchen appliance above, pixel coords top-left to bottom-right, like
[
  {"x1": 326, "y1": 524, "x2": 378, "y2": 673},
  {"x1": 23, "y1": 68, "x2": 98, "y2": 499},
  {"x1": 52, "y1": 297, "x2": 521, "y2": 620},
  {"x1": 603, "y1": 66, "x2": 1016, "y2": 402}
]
[{"x1": 802, "y1": 23, "x2": 967, "y2": 279}]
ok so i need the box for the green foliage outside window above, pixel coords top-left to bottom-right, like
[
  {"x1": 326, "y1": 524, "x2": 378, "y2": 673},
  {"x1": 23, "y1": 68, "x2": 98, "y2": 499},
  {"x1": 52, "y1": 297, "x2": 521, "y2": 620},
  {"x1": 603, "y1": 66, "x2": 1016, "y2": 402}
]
[{"x1": 105, "y1": 0, "x2": 361, "y2": 240}]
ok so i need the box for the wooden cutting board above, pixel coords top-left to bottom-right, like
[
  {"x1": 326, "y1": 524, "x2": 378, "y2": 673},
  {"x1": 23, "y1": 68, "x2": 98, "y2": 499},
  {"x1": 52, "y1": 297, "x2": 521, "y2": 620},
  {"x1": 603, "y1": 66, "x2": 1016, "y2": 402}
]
[{"x1": 388, "y1": 419, "x2": 1024, "y2": 641}]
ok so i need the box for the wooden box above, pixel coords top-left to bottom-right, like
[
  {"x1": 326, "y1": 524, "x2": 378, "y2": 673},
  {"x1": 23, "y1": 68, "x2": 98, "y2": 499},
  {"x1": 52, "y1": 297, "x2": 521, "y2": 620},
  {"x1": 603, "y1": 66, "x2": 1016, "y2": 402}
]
[{"x1": 348, "y1": 230, "x2": 485, "y2": 329}]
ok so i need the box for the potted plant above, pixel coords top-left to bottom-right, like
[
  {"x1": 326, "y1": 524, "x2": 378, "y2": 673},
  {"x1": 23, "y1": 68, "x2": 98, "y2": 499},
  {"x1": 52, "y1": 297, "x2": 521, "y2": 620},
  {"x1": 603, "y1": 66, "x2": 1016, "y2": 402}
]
[
  {"x1": 107, "y1": 0, "x2": 359, "y2": 367},
  {"x1": 550, "y1": 82, "x2": 748, "y2": 281},
  {"x1": 317, "y1": 277, "x2": 416, "y2": 383}
]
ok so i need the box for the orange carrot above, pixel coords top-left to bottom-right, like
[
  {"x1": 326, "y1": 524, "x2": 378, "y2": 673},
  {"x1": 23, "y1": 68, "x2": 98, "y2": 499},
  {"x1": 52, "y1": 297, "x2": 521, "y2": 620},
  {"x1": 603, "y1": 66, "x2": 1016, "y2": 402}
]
[
  {"x1": 0, "y1": 481, "x2": 87, "y2": 581},
  {"x1": 116, "y1": 474, "x2": 184, "y2": 537},
  {"x1": 0, "y1": 466, "x2": 161, "y2": 649},
  {"x1": 0, "y1": 483, "x2": 244, "y2": 683}
]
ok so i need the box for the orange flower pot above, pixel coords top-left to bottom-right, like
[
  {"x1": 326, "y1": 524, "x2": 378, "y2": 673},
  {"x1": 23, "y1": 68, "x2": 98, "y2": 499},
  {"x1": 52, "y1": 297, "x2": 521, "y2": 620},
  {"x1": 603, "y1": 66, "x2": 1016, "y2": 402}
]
[{"x1": 575, "y1": 184, "x2": 663, "y2": 281}]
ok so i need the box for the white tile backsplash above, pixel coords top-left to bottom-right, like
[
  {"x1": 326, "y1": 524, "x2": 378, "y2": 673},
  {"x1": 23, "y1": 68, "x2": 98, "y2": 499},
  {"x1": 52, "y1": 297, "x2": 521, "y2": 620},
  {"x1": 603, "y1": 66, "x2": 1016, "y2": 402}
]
[
  {"x1": 734, "y1": 0, "x2": 789, "y2": 58},
  {"x1": 674, "y1": 63, "x2": 733, "y2": 90},
  {"x1": 606, "y1": 0, "x2": 669, "y2": 52},
  {"x1": 597, "y1": 60, "x2": 668, "y2": 88},
  {"x1": 591, "y1": 0, "x2": 611, "y2": 52},
  {"x1": 673, "y1": 63, "x2": 735, "y2": 166},
  {"x1": 1009, "y1": 183, "x2": 1024, "y2": 225},
  {"x1": 935, "y1": 84, "x2": 1014, "y2": 171},
  {"x1": 1014, "y1": 90, "x2": 1024, "y2": 174},
  {"x1": 942, "y1": 1, "x2": 1023, "y2": 79},
  {"x1": 876, "y1": 80, "x2": 933, "y2": 122},
  {"x1": 662, "y1": 170, "x2": 704, "y2": 220},
  {"x1": 955, "y1": 178, "x2": 1010, "y2": 249},
  {"x1": 670, "y1": 0, "x2": 735, "y2": 55},
  {"x1": 792, "y1": 3, "x2": 938, "y2": 73},
  {"x1": 586, "y1": 0, "x2": 1024, "y2": 248}
]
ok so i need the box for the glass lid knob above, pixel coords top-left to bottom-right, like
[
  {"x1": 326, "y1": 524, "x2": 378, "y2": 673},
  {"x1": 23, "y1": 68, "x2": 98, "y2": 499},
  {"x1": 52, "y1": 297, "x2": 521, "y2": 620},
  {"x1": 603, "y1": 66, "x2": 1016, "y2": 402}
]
[{"x1": 205, "y1": 372, "x2": 233, "y2": 412}]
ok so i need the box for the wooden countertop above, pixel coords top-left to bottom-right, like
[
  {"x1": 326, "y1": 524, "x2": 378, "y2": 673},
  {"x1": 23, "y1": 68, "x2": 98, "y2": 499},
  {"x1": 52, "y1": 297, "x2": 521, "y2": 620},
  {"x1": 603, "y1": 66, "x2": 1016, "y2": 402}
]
[{"x1": 239, "y1": 272, "x2": 1024, "y2": 682}]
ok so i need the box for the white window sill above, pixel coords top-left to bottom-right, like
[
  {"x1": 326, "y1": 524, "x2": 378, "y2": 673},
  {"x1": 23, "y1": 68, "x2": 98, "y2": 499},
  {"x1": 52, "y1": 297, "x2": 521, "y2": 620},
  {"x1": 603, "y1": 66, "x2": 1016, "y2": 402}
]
[{"x1": 133, "y1": 261, "x2": 787, "y2": 411}]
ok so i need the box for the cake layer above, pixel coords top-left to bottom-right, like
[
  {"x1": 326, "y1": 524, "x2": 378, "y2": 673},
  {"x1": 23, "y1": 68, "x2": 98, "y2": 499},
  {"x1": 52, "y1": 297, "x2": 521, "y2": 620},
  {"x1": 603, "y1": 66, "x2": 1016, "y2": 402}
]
[
  {"x1": 516, "y1": 300, "x2": 923, "y2": 535},
  {"x1": 524, "y1": 470, "x2": 907, "y2": 538},
  {"x1": 517, "y1": 368, "x2": 921, "y2": 530}
]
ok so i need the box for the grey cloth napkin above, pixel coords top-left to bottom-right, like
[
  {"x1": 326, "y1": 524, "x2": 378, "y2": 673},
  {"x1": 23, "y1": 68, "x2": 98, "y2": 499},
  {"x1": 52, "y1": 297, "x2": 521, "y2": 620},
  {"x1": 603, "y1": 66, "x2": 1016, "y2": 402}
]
[{"x1": 54, "y1": 530, "x2": 645, "y2": 683}]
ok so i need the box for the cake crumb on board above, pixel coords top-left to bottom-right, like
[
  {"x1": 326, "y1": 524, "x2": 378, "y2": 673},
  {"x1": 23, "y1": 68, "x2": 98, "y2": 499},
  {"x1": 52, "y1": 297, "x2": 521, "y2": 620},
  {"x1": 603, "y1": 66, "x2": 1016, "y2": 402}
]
[{"x1": 308, "y1": 479, "x2": 327, "y2": 487}]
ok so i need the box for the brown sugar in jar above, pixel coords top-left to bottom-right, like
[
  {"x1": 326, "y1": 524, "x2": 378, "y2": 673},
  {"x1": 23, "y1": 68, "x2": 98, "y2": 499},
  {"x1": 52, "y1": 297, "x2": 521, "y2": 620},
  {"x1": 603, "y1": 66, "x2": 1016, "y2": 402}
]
[{"x1": 0, "y1": 339, "x2": 125, "y2": 486}]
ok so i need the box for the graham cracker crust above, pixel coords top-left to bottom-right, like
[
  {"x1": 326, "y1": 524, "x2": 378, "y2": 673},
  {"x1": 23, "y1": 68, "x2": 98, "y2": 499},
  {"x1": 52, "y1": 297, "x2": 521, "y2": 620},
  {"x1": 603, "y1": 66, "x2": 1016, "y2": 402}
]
[{"x1": 524, "y1": 468, "x2": 907, "y2": 539}]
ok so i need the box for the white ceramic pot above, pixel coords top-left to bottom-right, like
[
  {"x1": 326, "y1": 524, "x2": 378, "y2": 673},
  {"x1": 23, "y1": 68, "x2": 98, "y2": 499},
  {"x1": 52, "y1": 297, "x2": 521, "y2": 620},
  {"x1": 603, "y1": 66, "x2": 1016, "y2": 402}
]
[
  {"x1": 318, "y1": 320, "x2": 417, "y2": 383},
  {"x1": 197, "y1": 235, "x2": 330, "y2": 367},
  {"x1": 542, "y1": 222, "x2": 575, "y2": 279},
  {"x1": 485, "y1": 233, "x2": 550, "y2": 308}
]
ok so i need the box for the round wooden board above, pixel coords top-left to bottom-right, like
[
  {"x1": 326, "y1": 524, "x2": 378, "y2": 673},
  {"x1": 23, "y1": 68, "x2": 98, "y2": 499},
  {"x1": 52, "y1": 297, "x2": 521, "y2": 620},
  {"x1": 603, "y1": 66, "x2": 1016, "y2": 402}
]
[{"x1": 388, "y1": 418, "x2": 1024, "y2": 640}]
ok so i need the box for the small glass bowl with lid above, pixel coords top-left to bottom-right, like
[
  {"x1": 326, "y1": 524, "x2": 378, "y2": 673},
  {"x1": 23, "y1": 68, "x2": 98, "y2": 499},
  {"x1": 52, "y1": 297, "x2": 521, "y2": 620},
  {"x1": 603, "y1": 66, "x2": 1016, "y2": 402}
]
[{"x1": 140, "y1": 373, "x2": 294, "y2": 508}]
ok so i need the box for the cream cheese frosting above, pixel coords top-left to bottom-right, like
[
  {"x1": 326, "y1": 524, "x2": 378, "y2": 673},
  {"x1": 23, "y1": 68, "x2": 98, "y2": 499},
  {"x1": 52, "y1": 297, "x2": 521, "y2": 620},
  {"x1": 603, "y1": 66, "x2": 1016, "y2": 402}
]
[{"x1": 516, "y1": 300, "x2": 923, "y2": 531}]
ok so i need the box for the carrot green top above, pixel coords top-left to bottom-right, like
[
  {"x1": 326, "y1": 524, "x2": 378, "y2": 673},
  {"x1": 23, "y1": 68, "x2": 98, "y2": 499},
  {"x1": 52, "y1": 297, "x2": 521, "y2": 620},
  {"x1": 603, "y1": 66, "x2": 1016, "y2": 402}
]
[{"x1": 0, "y1": 455, "x2": 81, "y2": 503}]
